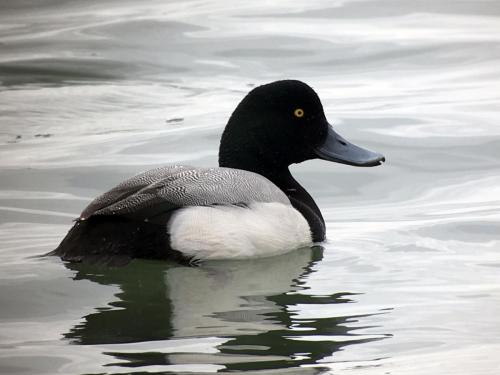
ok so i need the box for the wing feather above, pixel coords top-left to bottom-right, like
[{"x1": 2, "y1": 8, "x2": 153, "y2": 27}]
[
  {"x1": 80, "y1": 166, "x2": 289, "y2": 222},
  {"x1": 80, "y1": 165, "x2": 196, "y2": 219}
]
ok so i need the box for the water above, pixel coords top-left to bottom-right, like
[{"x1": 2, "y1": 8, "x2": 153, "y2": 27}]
[{"x1": 1, "y1": 0, "x2": 500, "y2": 373}]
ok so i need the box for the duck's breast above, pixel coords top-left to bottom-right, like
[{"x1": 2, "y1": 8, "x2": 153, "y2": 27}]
[{"x1": 168, "y1": 202, "x2": 312, "y2": 260}]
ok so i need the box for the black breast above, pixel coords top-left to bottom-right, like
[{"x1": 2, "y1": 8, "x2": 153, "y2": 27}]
[{"x1": 288, "y1": 196, "x2": 325, "y2": 242}]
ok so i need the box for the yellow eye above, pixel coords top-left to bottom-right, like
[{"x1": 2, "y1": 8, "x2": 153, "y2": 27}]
[{"x1": 294, "y1": 108, "x2": 304, "y2": 118}]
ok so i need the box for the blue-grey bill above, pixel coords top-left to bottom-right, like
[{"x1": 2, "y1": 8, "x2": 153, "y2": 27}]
[{"x1": 314, "y1": 125, "x2": 385, "y2": 167}]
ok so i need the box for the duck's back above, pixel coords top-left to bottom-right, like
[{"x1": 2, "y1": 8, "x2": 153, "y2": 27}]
[{"x1": 52, "y1": 165, "x2": 311, "y2": 264}]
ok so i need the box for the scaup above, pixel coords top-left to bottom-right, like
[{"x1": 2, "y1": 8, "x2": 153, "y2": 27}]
[{"x1": 51, "y1": 80, "x2": 385, "y2": 265}]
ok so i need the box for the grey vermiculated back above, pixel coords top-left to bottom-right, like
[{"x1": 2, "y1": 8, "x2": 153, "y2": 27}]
[
  {"x1": 81, "y1": 165, "x2": 290, "y2": 221},
  {"x1": 80, "y1": 165, "x2": 197, "y2": 219}
]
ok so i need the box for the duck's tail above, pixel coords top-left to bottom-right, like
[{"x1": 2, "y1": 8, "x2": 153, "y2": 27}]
[{"x1": 47, "y1": 216, "x2": 177, "y2": 266}]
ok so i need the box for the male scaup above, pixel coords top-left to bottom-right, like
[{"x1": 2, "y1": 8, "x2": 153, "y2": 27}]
[{"x1": 51, "y1": 80, "x2": 384, "y2": 265}]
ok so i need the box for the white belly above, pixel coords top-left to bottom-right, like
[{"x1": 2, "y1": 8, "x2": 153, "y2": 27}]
[{"x1": 167, "y1": 202, "x2": 312, "y2": 260}]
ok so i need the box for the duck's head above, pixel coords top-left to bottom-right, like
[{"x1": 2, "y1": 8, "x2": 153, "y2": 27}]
[{"x1": 219, "y1": 80, "x2": 385, "y2": 173}]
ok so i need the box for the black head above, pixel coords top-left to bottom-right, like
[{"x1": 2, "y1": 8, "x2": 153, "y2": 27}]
[{"x1": 219, "y1": 80, "x2": 384, "y2": 174}]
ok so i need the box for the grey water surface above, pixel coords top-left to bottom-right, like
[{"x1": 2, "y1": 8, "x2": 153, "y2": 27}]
[{"x1": 1, "y1": 0, "x2": 500, "y2": 374}]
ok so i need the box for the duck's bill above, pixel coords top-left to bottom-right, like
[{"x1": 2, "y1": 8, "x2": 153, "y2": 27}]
[{"x1": 314, "y1": 124, "x2": 385, "y2": 167}]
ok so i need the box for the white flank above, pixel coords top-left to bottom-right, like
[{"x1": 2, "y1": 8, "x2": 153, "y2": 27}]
[{"x1": 168, "y1": 202, "x2": 312, "y2": 260}]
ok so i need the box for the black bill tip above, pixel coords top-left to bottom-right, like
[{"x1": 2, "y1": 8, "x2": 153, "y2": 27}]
[{"x1": 314, "y1": 124, "x2": 385, "y2": 167}]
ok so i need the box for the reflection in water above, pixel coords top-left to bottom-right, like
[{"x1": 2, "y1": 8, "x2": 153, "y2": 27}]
[{"x1": 63, "y1": 247, "x2": 389, "y2": 372}]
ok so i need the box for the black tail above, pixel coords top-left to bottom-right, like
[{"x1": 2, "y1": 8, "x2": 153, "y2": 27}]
[{"x1": 48, "y1": 216, "x2": 189, "y2": 266}]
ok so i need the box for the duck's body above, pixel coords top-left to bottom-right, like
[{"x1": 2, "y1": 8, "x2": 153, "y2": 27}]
[
  {"x1": 55, "y1": 166, "x2": 313, "y2": 264},
  {"x1": 52, "y1": 80, "x2": 384, "y2": 265}
]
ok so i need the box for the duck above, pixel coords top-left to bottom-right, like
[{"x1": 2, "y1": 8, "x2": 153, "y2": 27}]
[{"x1": 51, "y1": 80, "x2": 385, "y2": 265}]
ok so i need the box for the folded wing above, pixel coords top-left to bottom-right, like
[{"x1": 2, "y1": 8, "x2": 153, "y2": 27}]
[{"x1": 81, "y1": 165, "x2": 290, "y2": 223}]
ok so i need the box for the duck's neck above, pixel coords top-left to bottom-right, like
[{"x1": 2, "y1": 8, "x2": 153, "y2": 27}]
[
  {"x1": 263, "y1": 167, "x2": 325, "y2": 242},
  {"x1": 220, "y1": 158, "x2": 325, "y2": 241}
]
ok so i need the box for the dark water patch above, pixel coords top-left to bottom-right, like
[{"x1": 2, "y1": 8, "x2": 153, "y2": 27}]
[
  {"x1": 256, "y1": 0, "x2": 500, "y2": 19},
  {"x1": 478, "y1": 263, "x2": 500, "y2": 268},
  {"x1": 0, "y1": 58, "x2": 130, "y2": 86},
  {"x1": 0, "y1": 0, "x2": 89, "y2": 13},
  {"x1": 417, "y1": 221, "x2": 500, "y2": 243},
  {"x1": 318, "y1": 42, "x2": 500, "y2": 74},
  {"x1": 6, "y1": 135, "x2": 22, "y2": 143},
  {"x1": 74, "y1": 19, "x2": 208, "y2": 79},
  {"x1": 165, "y1": 117, "x2": 183, "y2": 124},
  {"x1": 388, "y1": 244, "x2": 440, "y2": 253},
  {"x1": 218, "y1": 48, "x2": 311, "y2": 59}
]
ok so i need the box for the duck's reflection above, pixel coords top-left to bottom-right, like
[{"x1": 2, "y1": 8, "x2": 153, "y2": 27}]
[{"x1": 63, "y1": 247, "x2": 386, "y2": 372}]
